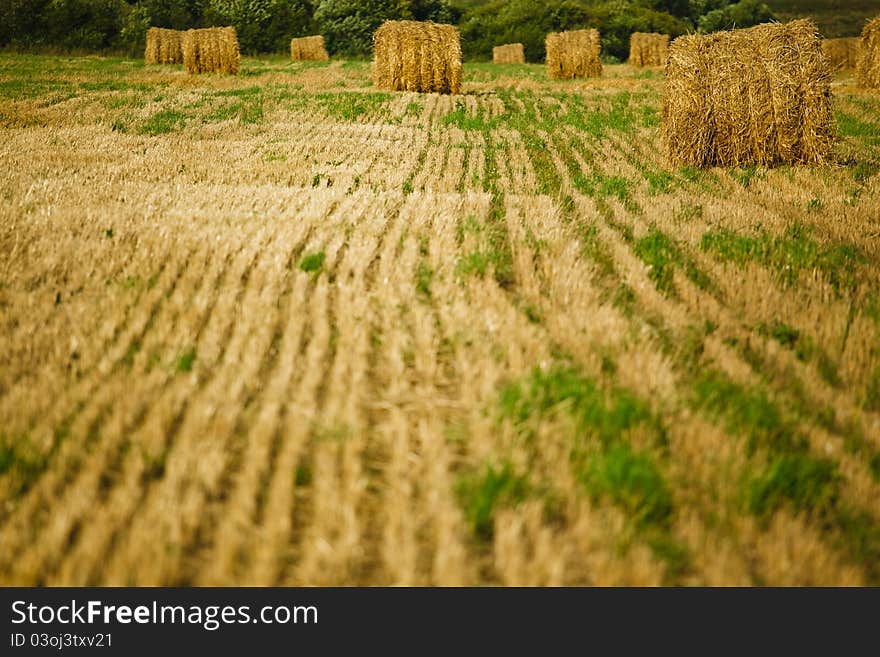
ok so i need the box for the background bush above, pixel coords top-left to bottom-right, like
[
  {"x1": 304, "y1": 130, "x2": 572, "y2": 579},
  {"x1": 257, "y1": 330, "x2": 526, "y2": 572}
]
[{"x1": 0, "y1": 0, "x2": 775, "y2": 58}]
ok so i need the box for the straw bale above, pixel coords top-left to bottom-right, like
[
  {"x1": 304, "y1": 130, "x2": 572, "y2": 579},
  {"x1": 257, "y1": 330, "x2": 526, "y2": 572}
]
[
  {"x1": 145, "y1": 28, "x2": 183, "y2": 65},
  {"x1": 546, "y1": 29, "x2": 602, "y2": 79},
  {"x1": 856, "y1": 17, "x2": 880, "y2": 88},
  {"x1": 372, "y1": 21, "x2": 462, "y2": 95},
  {"x1": 662, "y1": 19, "x2": 834, "y2": 167},
  {"x1": 629, "y1": 32, "x2": 669, "y2": 67},
  {"x1": 822, "y1": 37, "x2": 860, "y2": 70},
  {"x1": 182, "y1": 27, "x2": 240, "y2": 75},
  {"x1": 493, "y1": 43, "x2": 526, "y2": 64},
  {"x1": 291, "y1": 35, "x2": 330, "y2": 62}
]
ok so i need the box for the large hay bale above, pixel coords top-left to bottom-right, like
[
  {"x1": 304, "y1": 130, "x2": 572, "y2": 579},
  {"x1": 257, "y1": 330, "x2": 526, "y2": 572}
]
[
  {"x1": 856, "y1": 17, "x2": 880, "y2": 88},
  {"x1": 291, "y1": 35, "x2": 329, "y2": 62},
  {"x1": 182, "y1": 27, "x2": 240, "y2": 75},
  {"x1": 145, "y1": 28, "x2": 183, "y2": 65},
  {"x1": 372, "y1": 20, "x2": 462, "y2": 95},
  {"x1": 629, "y1": 32, "x2": 669, "y2": 67},
  {"x1": 493, "y1": 43, "x2": 526, "y2": 64},
  {"x1": 822, "y1": 37, "x2": 860, "y2": 70},
  {"x1": 662, "y1": 19, "x2": 834, "y2": 168},
  {"x1": 546, "y1": 29, "x2": 602, "y2": 79}
]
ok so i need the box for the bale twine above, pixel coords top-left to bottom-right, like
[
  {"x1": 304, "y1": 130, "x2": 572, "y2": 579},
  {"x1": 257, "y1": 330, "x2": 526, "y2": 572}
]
[
  {"x1": 629, "y1": 32, "x2": 669, "y2": 67},
  {"x1": 856, "y1": 17, "x2": 880, "y2": 88},
  {"x1": 291, "y1": 35, "x2": 330, "y2": 62},
  {"x1": 493, "y1": 43, "x2": 526, "y2": 64},
  {"x1": 372, "y1": 20, "x2": 462, "y2": 95},
  {"x1": 182, "y1": 27, "x2": 240, "y2": 75},
  {"x1": 145, "y1": 28, "x2": 184, "y2": 65},
  {"x1": 822, "y1": 37, "x2": 860, "y2": 70},
  {"x1": 662, "y1": 19, "x2": 834, "y2": 168},
  {"x1": 546, "y1": 29, "x2": 602, "y2": 79}
]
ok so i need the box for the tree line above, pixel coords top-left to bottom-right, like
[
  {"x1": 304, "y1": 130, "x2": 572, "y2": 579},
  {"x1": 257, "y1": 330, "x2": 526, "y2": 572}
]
[{"x1": 0, "y1": 0, "x2": 774, "y2": 61}]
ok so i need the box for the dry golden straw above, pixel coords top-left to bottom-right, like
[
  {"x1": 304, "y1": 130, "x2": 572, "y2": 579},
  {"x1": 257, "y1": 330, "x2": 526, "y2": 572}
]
[
  {"x1": 145, "y1": 28, "x2": 184, "y2": 65},
  {"x1": 546, "y1": 29, "x2": 602, "y2": 79},
  {"x1": 372, "y1": 20, "x2": 462, "y2": 95},
  {"x1": 182, "y1": 27, "x2": 240, "y2": 75},
  {"x1": 822, "y1": 37, "x2": 860, "y2": 70},
  {"x1": 629, "y1": 32, "x2": 669, "y2": 67},
  {"x1": 662, "y1": 19, "x2": 835, "y2": 168},
  {"x1": 856, "y1": 17, "x2": 880, "y2": 88},
  {"x1": 493, "y1": 43, "x2": 526, "y2": 64},
  {"x1": 290, "y1": 35, "x2": 330, "y2": 62}
]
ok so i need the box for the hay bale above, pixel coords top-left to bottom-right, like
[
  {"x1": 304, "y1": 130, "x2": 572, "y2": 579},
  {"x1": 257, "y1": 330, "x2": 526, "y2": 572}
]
[
  {"x1": 822, "y1": 37, "x2": 860, "y2": 70},
  {"x1": 372, "y1": 20, "x2": 462, "y2": 95},
  {"x1": 493, "y1": 43, "x2": 526, "y2": 64},
  {"x1": 291, "y1": 35, "x2": 330, "y2": 62},
  {"x1": 546, "y1": 29, "x2": 602, "y2": 79},
  {"x1": 145, "y1": 28, "x2": 183, "y2": 65},
  {"x1": 629, "y1": 32, "x2": 669, "y2": 67},
  {"x1": 662, "y1": 19, "x2": 834, "y2": 168},
  {"x1": 856, "y1": 17, "x2": 880, "y2": 88},
  {"x1": 182, "y1": 27, "x2": 240, "y2": 75}
]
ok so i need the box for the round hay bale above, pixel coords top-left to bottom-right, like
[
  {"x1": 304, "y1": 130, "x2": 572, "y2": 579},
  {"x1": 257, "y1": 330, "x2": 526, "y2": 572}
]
[
  {"x1": 182, "y1": 27, "x2": 240, "y2": 75},
  {"x1": 493, "y1": 43, "x2": 526, "y2": 65},
  {"x1": 629, "y1": 32, "x2": 669, "y2": 67},
  {"x1": 546, "y1": 29, "x2": 602, "y2": 79},
  {"x1": 291, "y1": 35, "x2": 330, "y2": 62},
  {"x1": 856, "y1": 17, "x2": 880, "y2": 88},
  {"x1": 373, "y1": 20, "x2": 462, "y2": 95},
  {"x1": 662, "y1": 19, "x2": 834, "y2": 168},
  {"x1": 822, "y1": 37, "x2": 860, "y2": 70}
]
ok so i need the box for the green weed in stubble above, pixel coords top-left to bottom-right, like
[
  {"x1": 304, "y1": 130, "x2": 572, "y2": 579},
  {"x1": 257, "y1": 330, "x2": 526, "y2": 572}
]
[
  {"x1": 700, "y1": 223, "x2": 868, "y2": 294},
  {"x1": 456, "y1": 461, "x2": 530, "y2": 542},
  {"x1": 298, "y1": 251, "x2": 325, "y2": 274}
]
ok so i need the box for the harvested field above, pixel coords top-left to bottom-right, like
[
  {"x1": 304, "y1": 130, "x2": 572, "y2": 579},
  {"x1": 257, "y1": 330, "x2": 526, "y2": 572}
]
[
  {"x1": 493, "y1": 43, "x2": 526, "y2": 65},
  {"x1": 629, "y1": 32, "x2": 669, "y2": 67},
  {"x1": 291, "y1": 35, "x2": 329, "y2": 62},
  {"x1": 663, "y1": 20, "x2": 835, "y2": 167},
  {"x1": 0, "y1": 53, "x2": 879, "y2": 586},
  {"x1": 372, "y1": 20, "x2": 462, "y2": 94},
  {"x1": 546, "y1": 29, "x2": 602, "y2": 79}
]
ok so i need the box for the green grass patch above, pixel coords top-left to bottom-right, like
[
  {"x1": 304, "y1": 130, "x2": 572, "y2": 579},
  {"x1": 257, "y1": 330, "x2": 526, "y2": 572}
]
[
  {"x1": 634, "y1": 229, "x2": 716, "y2": 297},
  {"x1": 298, "y1": 250, "x2": 326, "y2": 274},
  {"x1": 138, "y1": 109, "x2": 186, "y2": 136},
  {"x1": 456, "y1": 461, "x2": 530, "y2": 542},
  {"x1": 700, "y1": 223, "x2": 868, "y2": 294},
  {"x1": 692, "y1": 370, "x2": 808, "y2": 456},
  {"x1": 581, "y1": 443, "x2": 673, "y2": 529},
  {"x1": 747, "y1": 454, "x2": 840, "y2": 518},
  {"x1": 175, "y1": 348, "x2": 197, "y2": 373}
]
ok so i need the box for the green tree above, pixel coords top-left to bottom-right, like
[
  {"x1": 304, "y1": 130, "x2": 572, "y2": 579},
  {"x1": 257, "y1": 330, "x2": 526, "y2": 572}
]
[{"x1": 697, "y1": 0, "x2": 773, "y2": 32}]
